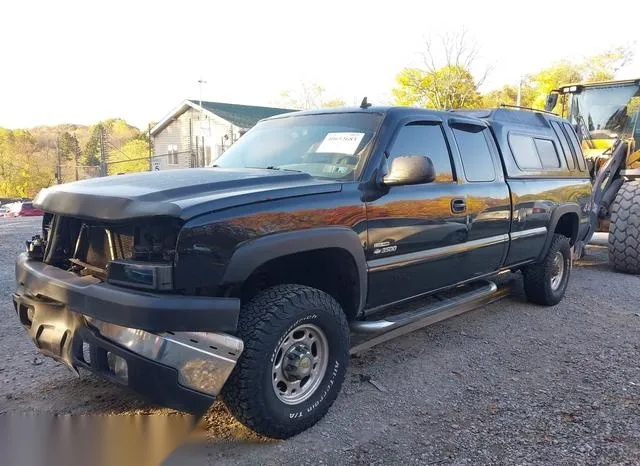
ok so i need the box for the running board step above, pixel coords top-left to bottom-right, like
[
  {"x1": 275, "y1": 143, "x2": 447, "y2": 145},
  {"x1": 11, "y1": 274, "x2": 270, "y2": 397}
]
[{"x1": 350, "y1": 280, "x2": 511, "y2": 354}]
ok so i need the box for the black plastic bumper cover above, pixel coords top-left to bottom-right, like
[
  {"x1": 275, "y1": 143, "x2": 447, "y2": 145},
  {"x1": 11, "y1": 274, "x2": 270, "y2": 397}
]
[
  {"x1": 74, "y1": 327, "x2": 215, "y2": 414},
  {"x1": 15, "y1": 253, "x2": 240, "y2": 332}
]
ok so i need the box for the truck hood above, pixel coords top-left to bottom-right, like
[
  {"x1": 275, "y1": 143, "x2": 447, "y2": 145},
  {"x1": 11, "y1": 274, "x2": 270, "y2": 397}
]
[{"x1": 34, "y1": 168, "x2": 342, "y2": 221}]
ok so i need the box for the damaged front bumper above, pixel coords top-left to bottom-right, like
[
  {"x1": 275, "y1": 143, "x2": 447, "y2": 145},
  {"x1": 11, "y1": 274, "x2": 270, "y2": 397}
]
[{"x1": 13, "y1": 253, "x2": 244, "y2": 414}]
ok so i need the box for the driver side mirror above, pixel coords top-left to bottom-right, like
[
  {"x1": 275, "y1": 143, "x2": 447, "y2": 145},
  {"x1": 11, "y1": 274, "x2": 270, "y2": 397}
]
[
  {"x1": 544, "y1": 92, "x2": 559, "y2": 112},
  {"x1": 382, "y1": 155, "x2": 435, "y2": 186}
]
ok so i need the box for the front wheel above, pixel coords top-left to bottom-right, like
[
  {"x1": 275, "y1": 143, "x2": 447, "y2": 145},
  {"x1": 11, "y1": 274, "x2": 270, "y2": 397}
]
[
  {"x1": 522, "y1": 233, "x2": 572, "y2": 306},
  {"x1": 221, "y1": 285, "x2": 349, "y2": 439}
]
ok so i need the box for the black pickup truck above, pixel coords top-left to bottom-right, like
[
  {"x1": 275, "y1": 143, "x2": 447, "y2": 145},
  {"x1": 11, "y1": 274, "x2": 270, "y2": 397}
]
[{"x1": 13, "y1": 105, "x2": 592, "y2": 438}]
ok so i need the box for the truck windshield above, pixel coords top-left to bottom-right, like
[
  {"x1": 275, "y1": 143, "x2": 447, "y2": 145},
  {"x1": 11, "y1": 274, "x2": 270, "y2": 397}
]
[
  {"x1": 212, "y1": 112, "x2": 382, "y2": 181},
  {"x1": 569, "y1": 84, "x2": 640, "y2": 141}
]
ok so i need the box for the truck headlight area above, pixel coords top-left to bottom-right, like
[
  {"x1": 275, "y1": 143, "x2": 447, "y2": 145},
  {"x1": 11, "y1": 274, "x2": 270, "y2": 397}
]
[{"x1": 106, "y1": 260, "x2": 173, "y2": 291}]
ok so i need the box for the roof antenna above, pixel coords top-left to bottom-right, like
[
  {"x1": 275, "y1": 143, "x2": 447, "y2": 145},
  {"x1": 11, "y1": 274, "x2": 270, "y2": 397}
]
[{"x1": 360, "y1": 97, "x2": 372, "y2": 109}]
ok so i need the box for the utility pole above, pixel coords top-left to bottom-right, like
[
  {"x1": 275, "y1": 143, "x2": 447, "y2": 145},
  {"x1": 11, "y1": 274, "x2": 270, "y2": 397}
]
[
  {"x1": 55, "y1": 135, "x2": 61, "y2": 184},
  {"x1": 99, "y1": 126, "x2": 107, "y2": 177},
  {"x1": 148, "y1": 123, "x2": 153, "y2": 171},
  {"x1": 197, "y1": 78, "x2": 207, "y2": 169},
  {"x1": 73, "y1": 135, "x2": 79, "y2": 181},
  {"x1": 198, "y1": 78, "x2": 207, "y2": 109},
  {"x1": 516, "y1": 76, "x2": 523, "y2": 107}
]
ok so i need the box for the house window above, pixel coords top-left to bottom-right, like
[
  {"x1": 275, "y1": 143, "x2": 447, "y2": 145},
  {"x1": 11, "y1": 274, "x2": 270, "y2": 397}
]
[{"x1": 168, "y1": 144, "x2": 178, "y2": 165}]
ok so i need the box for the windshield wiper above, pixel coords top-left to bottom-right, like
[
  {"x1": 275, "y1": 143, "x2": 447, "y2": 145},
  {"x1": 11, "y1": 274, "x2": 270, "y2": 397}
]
[{"x1": 247, "y1": 166, "x2": 303, "y2": 173}]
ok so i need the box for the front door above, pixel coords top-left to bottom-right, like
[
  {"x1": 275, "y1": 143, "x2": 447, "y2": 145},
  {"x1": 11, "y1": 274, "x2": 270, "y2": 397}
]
[{"x1": 365, "y1": 120, "x2": 470, "y2": 308}]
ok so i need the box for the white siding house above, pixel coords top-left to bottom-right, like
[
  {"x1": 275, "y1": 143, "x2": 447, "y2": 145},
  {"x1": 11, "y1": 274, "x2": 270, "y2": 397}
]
[{"x1": 150, "y1": 100, "x2": 296, "y2": 170}]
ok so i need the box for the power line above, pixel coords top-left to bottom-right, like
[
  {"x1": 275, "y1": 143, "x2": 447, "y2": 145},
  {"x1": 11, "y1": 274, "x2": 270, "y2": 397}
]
[
  {"x1": 107, "y1": 151, "x2": 191, "y2": 166},
  {"x1": 106, "y1": 140, "x2": 135, "y2": 161}
]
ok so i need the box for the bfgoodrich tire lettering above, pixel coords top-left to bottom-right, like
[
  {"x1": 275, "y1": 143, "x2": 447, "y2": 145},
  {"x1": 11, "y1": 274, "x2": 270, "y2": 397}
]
[
  {"x1": 523, "y1": 233, "x2": 571, "y2": 306},
  {"x1": 221, "y1": 284, "x2": 349, "y2": 439}
]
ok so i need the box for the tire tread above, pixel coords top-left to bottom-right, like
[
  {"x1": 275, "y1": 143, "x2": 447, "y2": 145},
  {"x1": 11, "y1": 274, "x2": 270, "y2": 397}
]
[{"x1": 609, "y1": 181, "x2": 640, "y2": 274}]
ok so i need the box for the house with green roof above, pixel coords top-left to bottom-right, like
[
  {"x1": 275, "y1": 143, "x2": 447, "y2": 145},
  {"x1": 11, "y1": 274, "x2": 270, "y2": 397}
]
[{"x1": 149, "y1": 100, "x2": 297, "y2": 170}]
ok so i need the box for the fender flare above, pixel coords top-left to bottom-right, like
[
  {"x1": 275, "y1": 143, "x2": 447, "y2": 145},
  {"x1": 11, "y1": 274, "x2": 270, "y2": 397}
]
[
  {"x1": 221, "y1": 227, "x2": 367, "y2": 314},
  {"x1": 538, "y1": 203, "x2": 582, "y2": 261}
]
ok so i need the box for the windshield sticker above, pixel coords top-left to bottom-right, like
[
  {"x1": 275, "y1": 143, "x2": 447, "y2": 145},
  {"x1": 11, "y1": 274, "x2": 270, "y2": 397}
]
[{"x1": 315, "y1": 132, "x2": 365, "y2": 155}]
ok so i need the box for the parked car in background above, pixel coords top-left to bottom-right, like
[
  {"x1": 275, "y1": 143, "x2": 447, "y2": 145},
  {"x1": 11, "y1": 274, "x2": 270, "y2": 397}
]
[
  {"x1": 0, "y1": 205, "x2": 10, "y2": 217},
  {"x1": 5, "y1": 201, "x2": 44, "y2": 217}
]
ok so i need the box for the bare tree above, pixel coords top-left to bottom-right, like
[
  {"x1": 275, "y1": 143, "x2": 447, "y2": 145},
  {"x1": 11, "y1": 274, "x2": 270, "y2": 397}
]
[
  {"x1": 393, "y1": 29, "x2": 490, "y2": 110},
  {"x1": 278, "y1": 82, "x2": 345, "y2": 110}
]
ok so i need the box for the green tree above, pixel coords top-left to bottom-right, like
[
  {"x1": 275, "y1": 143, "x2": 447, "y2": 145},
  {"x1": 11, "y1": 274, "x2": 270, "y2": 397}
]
[
  {"x1": 84, "y1": 123, "x2": 104, "y2": 166},
  {"x1": 84, "y1": 119, "x2": 142, "y2": 167},
  {"x1": 0, "y1": 128, "x2": 55, "y2": 198},
  {"x1": 527, "y1": 47, "x2": 634, "y2": 110},
  {"x1": 58, "y1": 131, "x2": 79, "y2": 162},
  {"x1": 393, "y1": 65, "x2": 483, "y2": 109},
  {"x1": 481, "y1": 82, "x2": 535, "y2": 108},
  {"x1": 107, "y1": 139, "x2": 150, "y2": 175}
]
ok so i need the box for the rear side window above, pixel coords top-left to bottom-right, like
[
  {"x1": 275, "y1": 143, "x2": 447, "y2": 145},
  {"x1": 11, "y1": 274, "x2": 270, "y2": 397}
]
[
  {"x1": 550, "y1": 121, "x2": 575, "y2": 170},
  {"x1": 562, "y1": 123, "x2": 587, "y2": 171},
  {"x1": 509, "y1": 134, "x2": 561, "y2": 170},
  {"x1": 509, "y1": 134, "x2": 540, "y2": 169},
  {"x1": 534, "y1": 139, "x2": 560, "y2": 168},
  {"x1": 388, "y1": 122, "x2": 454, "y2": 182},
  {"x1": 450, "y1": 124, "x2": 496, "y2": 182}
]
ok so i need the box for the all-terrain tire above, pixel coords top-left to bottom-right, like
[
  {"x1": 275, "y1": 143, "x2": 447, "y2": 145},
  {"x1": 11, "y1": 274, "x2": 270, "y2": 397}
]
[
  {"x1": 221, "y1": 284, "x2": 349, "y2": 439},
  {"x1": 608, "y1": 181, "x2": 640, "y2": 274},
  {"x1": 522, "y1": 233, "x2": 572, "y2": 306}
]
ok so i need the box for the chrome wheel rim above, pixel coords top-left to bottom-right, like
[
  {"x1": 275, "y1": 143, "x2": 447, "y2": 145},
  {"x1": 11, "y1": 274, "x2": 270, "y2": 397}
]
[
  {"x1": 272, "y1": 323, "x2": 329, "y2": 405},
  {"x1": 550, "y1": 251, "x2": 565, "y2": 291}
]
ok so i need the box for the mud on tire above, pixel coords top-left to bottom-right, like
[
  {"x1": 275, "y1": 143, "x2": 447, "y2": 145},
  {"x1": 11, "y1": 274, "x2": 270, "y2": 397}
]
[
  {"x1": 221, "y1": 284, "x2": 349, "y2": 439},
  {"x1": 608, "y1": 181, "x2": 640, "y2": 274}
]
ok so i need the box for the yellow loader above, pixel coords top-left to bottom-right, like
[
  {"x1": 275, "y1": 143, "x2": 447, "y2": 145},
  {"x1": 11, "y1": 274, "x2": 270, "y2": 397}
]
[{"x1": 545, "y1": 79, "x2": 640, "y2": 272}]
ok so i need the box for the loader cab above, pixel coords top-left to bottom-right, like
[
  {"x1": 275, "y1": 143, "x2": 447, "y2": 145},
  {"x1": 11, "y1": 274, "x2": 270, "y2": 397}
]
[{"x1": 545, "y1": 79, "x2": 640, "y2": 161}]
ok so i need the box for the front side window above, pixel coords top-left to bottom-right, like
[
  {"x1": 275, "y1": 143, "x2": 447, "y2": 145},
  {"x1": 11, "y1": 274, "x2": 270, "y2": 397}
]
[
  {"x1": 214, "y1": 113, "x2": 382, "y2": 180},
  {"x1": 387, "y1": 122, "x2": 454, "y2": 182}
]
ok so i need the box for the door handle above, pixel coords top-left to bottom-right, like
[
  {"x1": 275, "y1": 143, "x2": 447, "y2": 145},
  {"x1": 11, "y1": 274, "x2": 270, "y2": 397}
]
[{"x1": 451, "y1": 198, "x2": 466, "y2": 213}]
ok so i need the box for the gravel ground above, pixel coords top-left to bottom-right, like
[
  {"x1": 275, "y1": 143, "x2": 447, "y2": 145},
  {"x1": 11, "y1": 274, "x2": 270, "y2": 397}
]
[{"x1": 1, "y1": 217, "x2": 640, "y2": 465}]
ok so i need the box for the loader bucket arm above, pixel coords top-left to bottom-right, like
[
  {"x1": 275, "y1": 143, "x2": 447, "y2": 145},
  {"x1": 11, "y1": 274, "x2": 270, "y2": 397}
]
[{"x1": 575, "y1": 140, "x2": 628, "y2": 256}]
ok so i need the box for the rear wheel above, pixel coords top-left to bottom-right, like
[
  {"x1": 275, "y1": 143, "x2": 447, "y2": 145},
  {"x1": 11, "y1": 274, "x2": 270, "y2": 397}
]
[
  {"x1": 221, "y1": 284, "x2": 349, "y2": 439},
  {"x1": 608, "y1": 181, "x2": 640, "y2": 274},
  {"x1": 522, "y1": 233, "x2": 572, "y2": 306}
]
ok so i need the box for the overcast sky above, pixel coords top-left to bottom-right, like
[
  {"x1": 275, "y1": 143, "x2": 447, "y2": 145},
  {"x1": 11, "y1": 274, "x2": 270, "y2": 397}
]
[{"x1": 1, "y1": 0, "x2": 639, "y2": 130}]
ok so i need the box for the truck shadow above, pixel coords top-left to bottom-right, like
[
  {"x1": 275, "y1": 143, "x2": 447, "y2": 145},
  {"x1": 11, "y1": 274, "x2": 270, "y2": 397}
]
[{"x1": 574, "y1": 244, "x2": 614, "y2": 273}]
